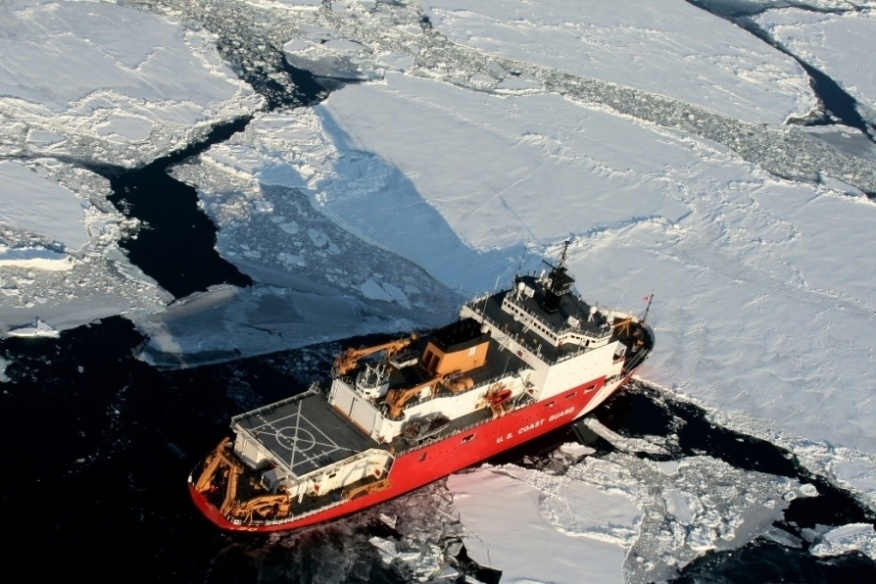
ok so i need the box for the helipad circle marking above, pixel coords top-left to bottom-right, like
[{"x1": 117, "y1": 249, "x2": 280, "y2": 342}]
[{"x1": 275, "y1": 426, "x2": 317, "y2": 452}]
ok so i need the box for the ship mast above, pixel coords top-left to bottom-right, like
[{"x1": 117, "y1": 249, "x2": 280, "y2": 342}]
[
  {"x1": 641, "y1": 292, "x2": 654, "y2": 323},
  {"x1": 541, "y1": 240, "x2": 574, "y2": 313}
]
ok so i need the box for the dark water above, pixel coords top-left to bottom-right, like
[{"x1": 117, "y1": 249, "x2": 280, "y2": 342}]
[
  {"x1": 214, "y1": 37, "x2": 330, "y2": 112},
  {"x1": 675, "y1": 541, "x2": 876, "y2": 584},
  {"x1": 91, "y1": 118, "x2": 254, "y2": 299},
  {"x1": 0, "y1": 319, "x2": 414, "y2": 583},
  {"x1": 87, "y1": 55, "x2": 332, "y2": 300},
  {"x1": 2, "y1": 324, "x2": 875, "y2": 582}
]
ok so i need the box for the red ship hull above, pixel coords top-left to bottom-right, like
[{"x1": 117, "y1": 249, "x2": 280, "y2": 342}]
[{"x1": 188, "y1": 374, "x2": 629, "y2": 533}]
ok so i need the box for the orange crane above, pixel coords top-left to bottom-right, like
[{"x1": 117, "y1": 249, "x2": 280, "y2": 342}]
[
  {"x1": 333, "y1": 333, "x2": 420, "y2": 377},
  {"x1": 384, "y1": 376, "x2": 444, "y2": 418}
]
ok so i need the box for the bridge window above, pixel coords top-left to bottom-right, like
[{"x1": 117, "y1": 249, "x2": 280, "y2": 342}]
[{"x1": 461, "y1": 434, "x2": 475, "y2": 444}]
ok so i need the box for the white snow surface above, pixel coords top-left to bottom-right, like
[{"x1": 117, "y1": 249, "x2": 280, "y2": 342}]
[
  {"x1": 449, "y1": 434, "x2": 810, "y2": 584},
  {"x1": 422, "y1": 0, "x2": 815, "y2": 124},
  {"x1": 810, "y1": 522, "x2": 876, "y2": 561},
  {"x1": 1, "y1": 1, "x2": 875, "y2": 581},
  {"x1": 0, "y1": 160, "x2": 88, "y2": 253},
  {"x1": 756, "y1": 7, "x2": 876, "y2": 120},
  {"x1": 0, "y1": 0, "x2": 260, "y2": 166},
  {"x1": 448, "y1": 463, "x2": 639, "y2": 584}
]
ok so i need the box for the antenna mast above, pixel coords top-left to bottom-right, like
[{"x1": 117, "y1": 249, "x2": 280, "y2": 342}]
[
  {"x1": 641, "y1": 293, "x2": 654, "y2": 323},
  {"x1": 540, "y1": 240, "x2": 573, "y2": 314},
  {"x1": 516, "y1": 242, "x2": 528, "y2": 276}
]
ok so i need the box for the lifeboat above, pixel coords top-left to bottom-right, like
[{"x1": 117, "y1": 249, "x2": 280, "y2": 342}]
[{"x1": 486, "y1": 386, "x2": 513, "y2": 409}]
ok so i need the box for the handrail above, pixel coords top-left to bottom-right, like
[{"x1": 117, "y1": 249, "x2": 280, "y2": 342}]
[
  {"x1": 396, "y1": 371, "x2": 513, "y2": 415},
  {"x1": 395, "y1": 393, "x2": 534, "y2": 456},
  {"x1": 230, "y1": 385, "x2": 320, "y2": 426},
  {"x1": 468, "y1": 300, "x2": 612, "y2": 366},
  {"x1": 498, "y1": 295, "x2": 612, "y2": 340}
]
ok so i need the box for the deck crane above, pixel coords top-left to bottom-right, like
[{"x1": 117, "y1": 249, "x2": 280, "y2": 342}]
[{"x1": 332, "y1": 333, "x2": 420, "y2": 377}]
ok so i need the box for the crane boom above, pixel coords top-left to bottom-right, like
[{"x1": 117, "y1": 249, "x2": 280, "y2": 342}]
[{"x1": 333, "y1": 333, "x2": 419, "y2": 376}]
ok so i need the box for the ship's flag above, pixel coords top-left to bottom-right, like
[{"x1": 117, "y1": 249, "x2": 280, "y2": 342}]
[{"x1": 643, "y1": 295, "x2": 651, "y2": 302}]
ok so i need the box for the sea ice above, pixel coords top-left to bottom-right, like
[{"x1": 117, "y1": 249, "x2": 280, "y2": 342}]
[
  {"x1": 423, "y1": 0, "x2": 814, "y2": 124},
  {"x1": 810, "y1": 523, "x2": 876, "y2": 561}
]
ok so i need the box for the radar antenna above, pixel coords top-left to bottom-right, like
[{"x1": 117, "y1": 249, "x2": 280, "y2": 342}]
[{"x1": 540, "y1": 240, "x2": 574, "y2": 313}]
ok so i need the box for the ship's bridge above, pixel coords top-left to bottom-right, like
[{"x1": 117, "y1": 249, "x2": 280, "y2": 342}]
[{"x1": 467, "y1": 274, "x2": 613, "y2": 360}]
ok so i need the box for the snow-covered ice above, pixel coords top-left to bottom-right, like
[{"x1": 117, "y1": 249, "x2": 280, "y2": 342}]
[
  {"x1": 755, "y1": 7, "x2": 876, "y2": 118},
  {"x1": 423, "y1": 0, "x2": 815, "y2": 124},
  {"x1": 0, "y1": 0, "x2": 260, "y2": 166},
  {"x1": 449, "y1": 462, "x2": 640, "y2": 584},
  {"x1": 0, "y1": 159, "x2": 88, "y2": 258},
  {"x1": 0, "y1": 154, "x2": 171, "y2": 335},
  {"x1": 449, "y1": 434, "x2": 812, "y2": 584},
  {"x1": 0, "y1": 0, "x2": 261, "y2": 334},
  {"x1": 1, "y1": 1, "x2": 875, "y2": 582},
  {"x1": 811, "y1": 523, "x2": 876, "y2": 561},
  {"x1": 7, "y1": 317, "x2": 61, "y2": 338}
]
